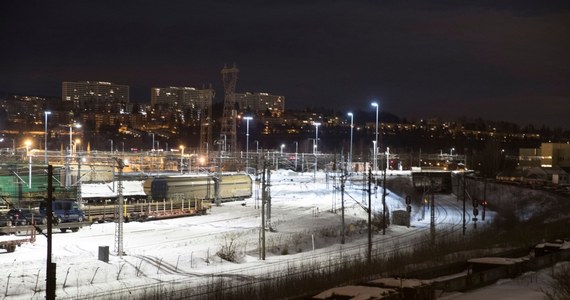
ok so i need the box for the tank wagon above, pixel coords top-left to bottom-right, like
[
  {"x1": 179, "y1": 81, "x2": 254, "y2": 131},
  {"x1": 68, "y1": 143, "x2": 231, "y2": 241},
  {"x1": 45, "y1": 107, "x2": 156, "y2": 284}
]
[{"x1": 144, "y1": 173, "x2": 252, "y2": 202}]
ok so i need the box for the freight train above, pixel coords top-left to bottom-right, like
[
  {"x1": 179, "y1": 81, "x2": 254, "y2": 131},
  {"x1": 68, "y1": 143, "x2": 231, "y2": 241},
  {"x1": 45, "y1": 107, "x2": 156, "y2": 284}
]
[{"x1": 143, "y1": 173, "x2": 253, "y2": 202}]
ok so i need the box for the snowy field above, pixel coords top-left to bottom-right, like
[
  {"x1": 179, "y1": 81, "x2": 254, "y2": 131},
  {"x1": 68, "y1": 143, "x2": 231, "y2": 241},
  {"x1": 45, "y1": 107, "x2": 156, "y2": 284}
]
[{"x1": 0, "y1": 170, "x2": 554, "y2": 299}]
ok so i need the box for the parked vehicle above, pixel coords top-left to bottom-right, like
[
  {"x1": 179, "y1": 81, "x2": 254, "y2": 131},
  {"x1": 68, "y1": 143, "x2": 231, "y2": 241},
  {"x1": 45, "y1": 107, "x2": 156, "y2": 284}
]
[
  {"x1": 21, "y1": 208, "x2": 47, "y2": 225},
  {"x1": 0, "y1": 213, "x2": 12, "y2": 228},
  {"x1": 40, "y1": 200, "x2": 85, "y2": 223},
  {"x1": 7, "y1": 209, "x2": 28, "y2": 226}
]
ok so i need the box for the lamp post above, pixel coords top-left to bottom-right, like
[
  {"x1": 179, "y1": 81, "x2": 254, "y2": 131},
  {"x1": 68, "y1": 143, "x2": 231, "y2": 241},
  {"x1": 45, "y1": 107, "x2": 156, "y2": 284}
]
[
  {"x1": 255, "y1": 140, "x2": 259, "y2": 153},
  {"x1": 294, "y1": 141, "x2": 298, "y2": 171},
  {"x1": 314, "y1": 122, "x2": 321, "y2": 154},
  {"x1": 450, "y1": 147, "x2": 455, "y2": 156},
  {"x1": 244, "y1": 116, "x2": 252, "y2": 172},
  {"x1": 69, "y1": 123, "x2": 81, "y2": 155},
  {"x1": 280, "y1": 144, "x2": 285, "y2": 155},
  {"x1": 371, "y1": 102, "x2": 379, "y2": 173},
  {"x1": 347, "y1": 112, "x2": 354, "y2": 173},
  {"x1": 204, "y1": 142, "x2": 209, "y2": 168},
  {"x1": 25, "y1": 140, "x2": 32, "y2": 188},
  {"x1": 109, "y1": 139, "x2": 114, "y2": 153},
  {"x1": 24, "y1": 140, "x2": 32, "y2": 184},
  {"x1": 179, "y1": 145, "x2": 185, "y2": 174},
  {"x1": 314, "y1": 122, "x2": 321, "y2": 181},
  {"x1": 66, "y1": 123, "x2": 81, "y2": 188},
  {"x1": 44, "y1": 111, "x2": 51, "y2": 164}
]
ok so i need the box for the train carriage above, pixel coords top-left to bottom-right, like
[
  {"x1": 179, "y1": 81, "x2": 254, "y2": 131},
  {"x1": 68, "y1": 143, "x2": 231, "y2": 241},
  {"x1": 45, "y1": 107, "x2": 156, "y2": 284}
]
[{"x1": 144, "y1": 173, "x2": 252, "y2": 202}]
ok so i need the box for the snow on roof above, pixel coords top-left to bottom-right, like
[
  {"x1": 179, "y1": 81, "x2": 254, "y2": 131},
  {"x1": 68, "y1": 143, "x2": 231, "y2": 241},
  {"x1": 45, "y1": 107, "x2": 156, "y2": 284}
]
[
  {"x1": 368, "y1": 277, "x2": 432, "y2": 288},
  {"x1": 313, "y1": 285, "x2": 395, "y2": 300},
  {"x1": 81, "y1": 181, "x2": 145, "y2": 198},
  {"x1": 467, "y1": 257, "x2": 527, "y2": 265},
  {"x1": 537, "y1": 241, "x2": 570, "y2": 250}
]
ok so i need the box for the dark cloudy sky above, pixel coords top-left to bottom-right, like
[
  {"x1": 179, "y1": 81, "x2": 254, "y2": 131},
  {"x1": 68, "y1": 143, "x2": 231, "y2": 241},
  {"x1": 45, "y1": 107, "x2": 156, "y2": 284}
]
[{"x1": 1, "y1": 1, "x2": 569, "y2": 128}]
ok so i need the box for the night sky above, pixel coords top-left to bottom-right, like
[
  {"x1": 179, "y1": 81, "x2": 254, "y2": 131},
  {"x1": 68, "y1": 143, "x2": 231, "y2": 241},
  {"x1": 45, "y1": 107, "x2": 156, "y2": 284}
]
[{"x1": 1, "y1": 1, "x2": 569, "y2": 128}]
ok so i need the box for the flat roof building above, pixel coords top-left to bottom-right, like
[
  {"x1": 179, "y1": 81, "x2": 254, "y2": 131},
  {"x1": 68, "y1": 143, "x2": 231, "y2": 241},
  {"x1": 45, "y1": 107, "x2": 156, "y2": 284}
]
[
  {"x1": 235, "y1": 92, "x2": 285, "y2": 117},
  {"x1": 62, "y1": 81, "x2": 129, "y2": 113}
]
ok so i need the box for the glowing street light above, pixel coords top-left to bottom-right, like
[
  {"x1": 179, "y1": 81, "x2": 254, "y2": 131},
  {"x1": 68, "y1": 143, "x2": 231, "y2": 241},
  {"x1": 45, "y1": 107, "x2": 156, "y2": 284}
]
[
  {"x1": 244, "y1": 116, "x2": 252, "y2": 172},
  {"x1": 313, "y1": 122, "x2": 321, "y2": 181},
  {"x1": 68, "y1": 123, "x2": 81, "y2": 155},
  {"x1": 371, "y1": 102, "x2": 379, "y2": 173},
  {"x1": 44, "y1": 111, "x2": 51, "y2": 164},
  {"x1": 347, "y1": 112, "x2": 354, "y2": 173},
  {"x1": 313, "y1": 122, "x2": 321, "y2": 155},
  {"x1": 294, "y1": 141, "x2": 298, "y2": 170},
  {"x1": 280, "y1": 144, "x2": 285, "y2": 155},
  {"x1": 25, "y1": 140, "x2": 32, "y2": 187},
  {"x1": 24, "y1": 140, "x2": 32, "y2": 155}
]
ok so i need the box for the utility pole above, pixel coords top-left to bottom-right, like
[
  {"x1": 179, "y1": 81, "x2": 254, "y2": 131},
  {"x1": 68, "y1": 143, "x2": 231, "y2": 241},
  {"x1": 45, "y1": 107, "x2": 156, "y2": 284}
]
[
  {"x1": 260, "y1": 161, "x2": 267, "y2": 260},
  {"x1": 266, "y1": 164, "x2": 272, "y2": 231},
  {"x1": 46, "y1": 165, "x2": 56, "y2": 300},
  {"x1": 114, "y1": 158, "x2": 125, "y2": 257},
  {"x1": 340, "y1": 169, "x2": 346, "y2": 245},
  {"x1": 382, "y1": 151, "x2": 387, "y2": 235},
  {"x1": 76, "y1": 154, "x2": 82, "y2": 207},
  {"x1": 482, "y1": 179, "x2": 487, "y2": 221},
  {"x1": 429, "y1": 173, "x2": 436, "y2": 245},
  {"x1": 367, "y1": 168, "x2": 372, "y2": 264},
  {"x1": 462, "y1": 174, "x2": 467, "y2": 236}
]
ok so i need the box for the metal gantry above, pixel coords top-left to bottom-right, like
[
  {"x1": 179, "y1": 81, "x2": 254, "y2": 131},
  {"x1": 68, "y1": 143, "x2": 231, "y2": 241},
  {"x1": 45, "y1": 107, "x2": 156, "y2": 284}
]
[
  {"x1": 113, "y1": 158, "x2": 125, "y2": 257},
  {"x1": 220, "y1": 64, "x2": 239, "y2": 154}
]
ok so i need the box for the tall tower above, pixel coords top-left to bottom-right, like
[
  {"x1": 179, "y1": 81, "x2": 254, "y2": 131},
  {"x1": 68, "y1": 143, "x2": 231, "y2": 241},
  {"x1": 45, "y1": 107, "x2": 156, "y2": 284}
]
[
  {"x1": 220, "y1": 64, "x2": 239, "y2": 153},
  {"x1": 199, "y1": 85, "x2": 215, "y2": 154}
]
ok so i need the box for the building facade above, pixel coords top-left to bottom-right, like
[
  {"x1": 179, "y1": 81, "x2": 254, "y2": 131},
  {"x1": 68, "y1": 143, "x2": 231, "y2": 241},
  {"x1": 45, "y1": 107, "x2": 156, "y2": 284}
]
[
  {"x1": 519, "y1": 143, "x2": 570, "y2": 169},
  {"x1": 234, "y1": 92, "x2": 285, "y2": 117},
  {"x1": 150, "y1": 86, "x2": 213, "y2": 124},
  {"x1": 62, "y1": 81, "x2": 129, "y2": 113}
]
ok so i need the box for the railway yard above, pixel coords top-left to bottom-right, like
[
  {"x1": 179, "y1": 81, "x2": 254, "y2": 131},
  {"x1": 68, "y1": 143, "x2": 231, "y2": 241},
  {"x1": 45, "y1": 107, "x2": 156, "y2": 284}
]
[{"x1": 0, "y1": 169, "x2": 499, "y2": 299}]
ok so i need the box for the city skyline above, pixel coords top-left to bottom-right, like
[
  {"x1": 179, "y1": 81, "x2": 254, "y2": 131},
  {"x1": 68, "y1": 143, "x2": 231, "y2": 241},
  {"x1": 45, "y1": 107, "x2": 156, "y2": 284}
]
[{"x1": 1, "y1": 1, "x2": 569, "y2": 129}]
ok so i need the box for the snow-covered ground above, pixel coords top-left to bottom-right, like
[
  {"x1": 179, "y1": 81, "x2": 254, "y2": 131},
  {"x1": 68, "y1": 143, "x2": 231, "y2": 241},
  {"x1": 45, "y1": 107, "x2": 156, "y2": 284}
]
[{"x1": 0, "y1": 170, "x2": 553, "y2": 299}]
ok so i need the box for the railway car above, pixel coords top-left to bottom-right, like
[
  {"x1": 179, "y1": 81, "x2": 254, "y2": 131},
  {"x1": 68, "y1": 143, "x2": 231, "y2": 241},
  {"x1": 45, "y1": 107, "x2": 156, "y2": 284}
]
[{"x1": 144, "y1": 173, "x2": 252, "y2": 202}]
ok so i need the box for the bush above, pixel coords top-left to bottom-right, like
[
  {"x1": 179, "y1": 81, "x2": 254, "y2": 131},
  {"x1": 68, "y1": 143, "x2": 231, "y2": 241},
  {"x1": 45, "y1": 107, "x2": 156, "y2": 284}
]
[
  {"x1": 216, "y1": 232, "x2": 244, "y2": 263},
  {"x1": 543, "y1": 263, "x2": 570, "y2": 300}
]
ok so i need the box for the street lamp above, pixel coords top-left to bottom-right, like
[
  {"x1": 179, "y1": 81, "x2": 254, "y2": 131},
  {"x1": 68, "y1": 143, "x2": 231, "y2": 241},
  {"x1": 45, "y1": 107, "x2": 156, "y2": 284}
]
[
  {"x1": 450, "y1": 147, "x2": 455, "y2": 156},
  {"x1": 314, "y1": 122, "x2": 321, "y2": 181},
  {"x1": 109, "y1": 139, "x2": 114, "y2": 153},
  {"x1": 25, "y1": 140, "x2": 32, "y2": 155},
  {"x1": 179, "y1": 145, "x2": 185, "y2": 174},
  {"x1": 280, "y1": 144, "x2": 285, "y2": 155},
  {"x1": 44, "y1": 111, "x2": 51, "y2": 164},
  {"x1": 244, "y1": 116, "x2": 252, "y2": 172},
  {"x1": 25, "y1": 140, "x2": 32, "y2": 188},
  {"x1": 294, "y1": 141, "x2": 298, "y2": 171},
  {"x1": 69, "y1": 123, "x2": 82, "y2": 155},
  {"x1": 314, "y1": 122, "x2": 321, "y2": 154},
  {"x1": 347, "y1": 112, "x2": 354, "y2": 173},
  {"x1": 371, "y1": 102, "x2": 379, "y2": 173}
]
